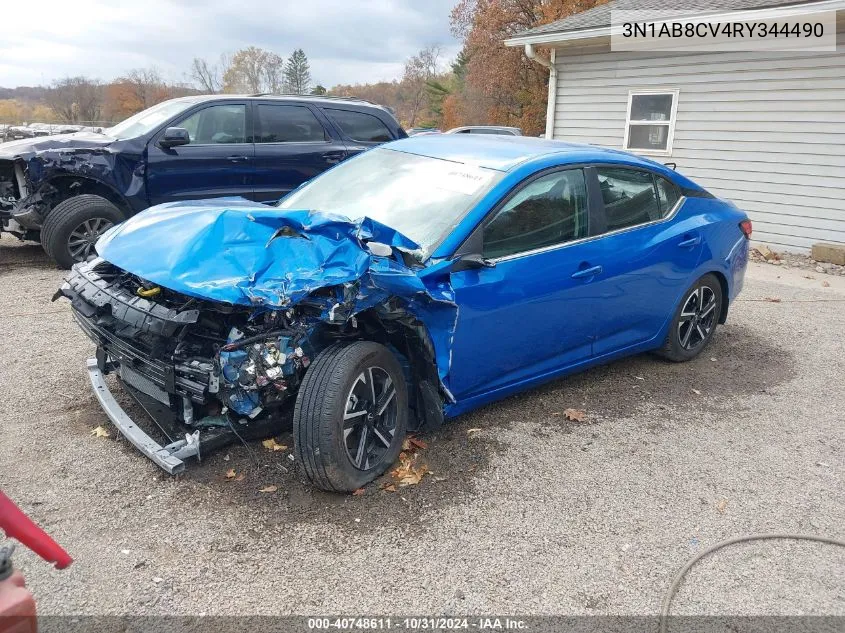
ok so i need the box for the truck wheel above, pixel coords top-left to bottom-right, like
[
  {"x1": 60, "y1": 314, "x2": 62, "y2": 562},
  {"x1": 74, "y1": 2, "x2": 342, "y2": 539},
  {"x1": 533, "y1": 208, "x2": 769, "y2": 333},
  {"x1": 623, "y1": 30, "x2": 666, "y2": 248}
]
[
  {"x1": 41, "y1": 194, "x2": 124, "y2": 268},
  {"x1": 294, "y1": 342, "x2": 408, "y2": 492}
]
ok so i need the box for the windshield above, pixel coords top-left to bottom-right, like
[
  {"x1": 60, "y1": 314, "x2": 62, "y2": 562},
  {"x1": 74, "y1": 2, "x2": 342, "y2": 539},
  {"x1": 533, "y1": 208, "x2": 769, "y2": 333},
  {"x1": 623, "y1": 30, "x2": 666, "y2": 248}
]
[
  {"x1": 277, "y1": 148, "x2": 502, "y2": 255},
  {"x1": 107, "y1": 99, "x2": 196, "y2": 139}
]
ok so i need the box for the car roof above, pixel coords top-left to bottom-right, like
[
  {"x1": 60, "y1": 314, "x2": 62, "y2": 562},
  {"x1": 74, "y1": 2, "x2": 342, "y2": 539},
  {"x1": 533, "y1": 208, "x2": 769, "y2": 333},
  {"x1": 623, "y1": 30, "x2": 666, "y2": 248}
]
[
  {"x1": 385, "y1": 134, "x2": 670, "y2": 173},
  {"x1": 169, "y1": 94, "x2": 383, "y2": 109}
]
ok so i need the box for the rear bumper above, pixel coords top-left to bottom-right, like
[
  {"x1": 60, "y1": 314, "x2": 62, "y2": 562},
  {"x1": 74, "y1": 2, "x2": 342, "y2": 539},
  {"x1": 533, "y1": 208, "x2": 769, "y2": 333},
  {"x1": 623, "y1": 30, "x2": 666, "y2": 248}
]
[{"x1": 86, "y1": 358, "x2": 199, "y2": 474}]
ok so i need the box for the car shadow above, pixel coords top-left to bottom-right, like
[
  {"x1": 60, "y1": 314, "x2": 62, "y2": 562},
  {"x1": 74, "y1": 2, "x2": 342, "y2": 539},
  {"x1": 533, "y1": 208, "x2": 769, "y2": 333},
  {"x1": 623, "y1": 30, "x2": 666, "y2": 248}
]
[{"x1": 167, "y1": 321, "x2": 793, "y2": 531}]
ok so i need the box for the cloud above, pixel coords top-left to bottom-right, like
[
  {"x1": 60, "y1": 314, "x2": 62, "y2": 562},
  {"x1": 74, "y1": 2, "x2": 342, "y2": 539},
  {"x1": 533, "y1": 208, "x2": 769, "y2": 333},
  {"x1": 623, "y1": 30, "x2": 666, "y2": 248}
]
[{"x1": 0, "y1": 0, "x2": 461, "y2": 88}]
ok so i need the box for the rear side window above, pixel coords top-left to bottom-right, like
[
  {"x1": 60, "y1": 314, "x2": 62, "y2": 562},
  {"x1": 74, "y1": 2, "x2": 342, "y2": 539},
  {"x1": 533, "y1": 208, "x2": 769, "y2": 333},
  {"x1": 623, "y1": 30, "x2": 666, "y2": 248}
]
[
  {"x1": 596, "y1": 167, "x2": 660, "y2": 232},
  {"x1": 325, "y1": 108, "x2": 393, "y2": 143},
  {"x1": 655, "y1": 176, "x2": 681, "y2": 216},
  {"x1": 177, "y1": 104, "x2": 246, "y2": 144},
  {"x1": 255, "y1": 105, "x2": 327, "y2": 143},
  {"x1": 483, "y1": 169, "x2": 588, "y2": 259}
]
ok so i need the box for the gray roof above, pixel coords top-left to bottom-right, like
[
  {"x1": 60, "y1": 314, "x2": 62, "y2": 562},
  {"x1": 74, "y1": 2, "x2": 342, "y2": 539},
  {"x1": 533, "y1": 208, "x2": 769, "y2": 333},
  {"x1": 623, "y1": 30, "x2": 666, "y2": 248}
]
[{"x1": 513, "y1": 0, "x2": 823, "y2": 38}]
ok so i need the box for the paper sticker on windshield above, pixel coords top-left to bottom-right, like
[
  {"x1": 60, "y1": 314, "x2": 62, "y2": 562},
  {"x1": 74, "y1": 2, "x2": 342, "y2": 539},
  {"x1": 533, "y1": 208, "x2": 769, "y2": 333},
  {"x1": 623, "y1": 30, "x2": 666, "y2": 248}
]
[{"x1": 437, "y1": 167, "x2": 494, "y2": 196}]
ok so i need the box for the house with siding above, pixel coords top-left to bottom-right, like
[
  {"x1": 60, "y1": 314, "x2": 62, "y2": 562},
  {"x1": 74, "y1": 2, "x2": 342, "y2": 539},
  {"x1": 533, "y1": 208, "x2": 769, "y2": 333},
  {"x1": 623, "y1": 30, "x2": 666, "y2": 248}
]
[{"x1": 505, "y1": 0, "x2": 845, "y2": 252}]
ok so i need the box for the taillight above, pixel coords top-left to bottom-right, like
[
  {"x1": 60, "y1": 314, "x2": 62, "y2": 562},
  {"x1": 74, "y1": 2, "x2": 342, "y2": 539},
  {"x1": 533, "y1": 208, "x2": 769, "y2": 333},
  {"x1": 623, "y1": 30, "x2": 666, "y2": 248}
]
[{"x1": 739, "y1": 220, "x2": 753, "y2": 239}]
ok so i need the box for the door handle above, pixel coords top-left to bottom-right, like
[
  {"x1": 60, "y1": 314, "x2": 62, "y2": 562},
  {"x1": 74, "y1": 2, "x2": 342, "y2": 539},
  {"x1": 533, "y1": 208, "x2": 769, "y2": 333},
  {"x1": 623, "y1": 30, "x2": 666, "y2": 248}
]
[
  {"x1": 678, "y1": 235, "x2": 701, "y2": 248},
  {"x1": 571, "y1": 264, "x2": 603, "y2": 279},
  {"x1": 322, "y1": 151, "x2": 345, "y2": 164},
  {"x1": 227, "y1": 155, "x2": 248, "y2": 162}
]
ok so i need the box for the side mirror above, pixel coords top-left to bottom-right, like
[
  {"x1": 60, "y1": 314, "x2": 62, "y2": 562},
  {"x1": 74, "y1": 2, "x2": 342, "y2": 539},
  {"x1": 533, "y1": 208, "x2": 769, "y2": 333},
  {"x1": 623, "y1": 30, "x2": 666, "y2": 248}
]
[
  {"x1": 159, "y1": 127, "x2": 190, "y2": 149},
  {"x1": 451, "y1": 253, "x2": 495, "y2": 273}
]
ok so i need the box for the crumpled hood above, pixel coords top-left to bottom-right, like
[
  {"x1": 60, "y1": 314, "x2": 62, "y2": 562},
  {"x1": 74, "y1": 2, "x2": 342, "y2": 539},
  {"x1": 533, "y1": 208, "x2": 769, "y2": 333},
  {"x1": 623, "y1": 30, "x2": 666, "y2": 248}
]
[
  {"x1": 0, "y1": 132, "x2": 116, "y2": 159},
  {"x1": 95, "y1": 198, "x2": 458, "y2": 388},
  {"x1": 95, "y1": 198, "x2": 426, "y2": 306}
]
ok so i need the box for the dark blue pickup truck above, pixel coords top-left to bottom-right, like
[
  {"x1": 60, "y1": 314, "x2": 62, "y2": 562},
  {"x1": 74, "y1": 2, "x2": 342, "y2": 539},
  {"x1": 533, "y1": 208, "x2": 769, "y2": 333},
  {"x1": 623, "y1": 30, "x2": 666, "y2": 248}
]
[{"x1": 0, "y1": 94, "x2": 405, "y2": 267}]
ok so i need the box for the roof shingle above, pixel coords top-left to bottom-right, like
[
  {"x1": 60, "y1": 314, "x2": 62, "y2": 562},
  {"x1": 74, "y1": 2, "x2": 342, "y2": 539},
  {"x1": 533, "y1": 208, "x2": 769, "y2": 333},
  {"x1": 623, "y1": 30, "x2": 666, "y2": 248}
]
[{"x1": 514, "y1": 0, "x2": 822, "y2": 38}]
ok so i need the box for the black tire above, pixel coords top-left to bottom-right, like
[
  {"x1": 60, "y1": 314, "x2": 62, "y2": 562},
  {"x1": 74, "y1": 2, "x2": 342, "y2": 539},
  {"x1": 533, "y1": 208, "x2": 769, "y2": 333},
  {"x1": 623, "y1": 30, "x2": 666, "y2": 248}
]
[
  {"x1": 294, "y1": 341, "x2": 408, "y2": 492},
  {"x1": 658, "y1": 273, "x2": 723, "y2": 362},
  {"x1": 41, "y1": 194, "x2": 124, "y2": 268}
]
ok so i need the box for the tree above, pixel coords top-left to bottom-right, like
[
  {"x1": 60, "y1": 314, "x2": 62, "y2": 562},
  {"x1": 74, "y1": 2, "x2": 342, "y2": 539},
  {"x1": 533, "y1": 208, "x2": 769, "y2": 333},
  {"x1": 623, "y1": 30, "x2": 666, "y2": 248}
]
[
  {"x1": 223, "y1": 47, "x2": 270, "y2": 93},
  {"x1": 264, "y1": 53, "x2": 286, "y2": 94},
  {"x1": 450, "y1": 0, "x2": 610, "y2": 135},
  {"x1": 123, "y1": 67, "x2": 168, "y2": 109},
  {"x1": 402, "y1": 45, "x2": 441, "y2": 126},
  {"x1": 190, "y1": 55, "x2": 229, "y2": 93},
  {"x1": 44, "y1": 77, "x2": 103, "y2": 124},
  {"x1": 284, "y1": 49, "x2": 312, "y2": 94},
  {"x1": 311, "y1": 84, "x2": 327, "y2": 95}
]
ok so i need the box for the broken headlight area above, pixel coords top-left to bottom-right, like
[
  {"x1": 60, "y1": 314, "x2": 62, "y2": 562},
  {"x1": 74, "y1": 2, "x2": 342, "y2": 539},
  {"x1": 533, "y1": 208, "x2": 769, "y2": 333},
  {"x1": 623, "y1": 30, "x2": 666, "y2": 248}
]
[{"x1": 54, "y1": 258, "x2": 332, "y2": 469}]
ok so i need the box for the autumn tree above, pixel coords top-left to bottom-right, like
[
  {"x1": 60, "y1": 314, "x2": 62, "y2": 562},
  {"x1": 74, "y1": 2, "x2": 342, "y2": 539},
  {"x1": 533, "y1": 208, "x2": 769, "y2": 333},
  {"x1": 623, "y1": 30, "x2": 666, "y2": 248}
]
[
  {"x1": 284, "y1": 49, "x2": 312, "y2": 94},
  {"x1": 44, "y1": 76, "x2": 103, "y2": 124},
  {"x1": 121, "y1": 67, "x2": 169, "y2": 110},
  {"x1": 311, "y1": 84, "x2": 327, "y2": 95},
  {"x1": 223, "y1": 47, "x2": 272, "y2": 93},
  {"x1": 450, "y1": 0, "x2": 609, "y2": 135},
  {"x1": 264, "y1": 53, "x2": 286, "y2": 93}
]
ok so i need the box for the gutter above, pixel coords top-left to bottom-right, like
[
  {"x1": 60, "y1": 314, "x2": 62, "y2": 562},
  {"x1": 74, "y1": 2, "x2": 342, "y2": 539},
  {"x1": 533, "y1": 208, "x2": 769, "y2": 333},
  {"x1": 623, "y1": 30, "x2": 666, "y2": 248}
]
[{"x1": 524, "y1": 44, "x2": 557, "y2": 140}]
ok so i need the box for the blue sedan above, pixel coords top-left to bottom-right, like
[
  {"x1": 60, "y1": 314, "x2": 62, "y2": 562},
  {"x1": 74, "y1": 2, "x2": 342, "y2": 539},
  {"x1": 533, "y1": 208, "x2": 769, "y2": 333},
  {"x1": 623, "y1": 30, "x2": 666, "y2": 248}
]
[{"x1": 58, "y1": 135, "x2": 750, "y2": 491}]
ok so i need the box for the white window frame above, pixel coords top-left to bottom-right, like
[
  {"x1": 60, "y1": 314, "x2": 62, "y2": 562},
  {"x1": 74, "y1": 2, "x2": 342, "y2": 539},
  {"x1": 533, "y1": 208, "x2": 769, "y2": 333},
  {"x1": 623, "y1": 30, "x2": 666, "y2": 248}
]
[{"x1": 623, "y1": 89, "x2": 679, "y2": 156}]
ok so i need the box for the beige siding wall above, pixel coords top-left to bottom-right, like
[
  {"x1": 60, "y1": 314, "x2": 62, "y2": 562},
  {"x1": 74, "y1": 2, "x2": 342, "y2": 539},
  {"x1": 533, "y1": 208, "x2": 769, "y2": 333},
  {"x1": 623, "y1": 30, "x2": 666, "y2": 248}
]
[{"x1": 552, "y1": 40, "x2": 845, "y2": 251}]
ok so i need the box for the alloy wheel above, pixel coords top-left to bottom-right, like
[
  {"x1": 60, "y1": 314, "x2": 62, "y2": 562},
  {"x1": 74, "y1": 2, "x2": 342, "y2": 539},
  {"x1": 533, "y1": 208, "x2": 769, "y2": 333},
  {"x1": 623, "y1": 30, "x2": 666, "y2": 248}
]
[
  {"x1": 67, "y1": 217, "x2": 114, "y2": 261},
  {"x1": 342, "y1": 366, "x2": 398, "y2": 471},
  {"x1": 677, "y1": 285, "x2": 717, "y2": 351}
]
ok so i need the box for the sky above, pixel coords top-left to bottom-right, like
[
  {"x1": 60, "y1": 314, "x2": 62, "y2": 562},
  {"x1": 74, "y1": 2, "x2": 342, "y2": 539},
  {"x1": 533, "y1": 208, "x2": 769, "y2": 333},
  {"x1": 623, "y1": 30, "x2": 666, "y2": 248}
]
[{"x1": 0, "y1": 0, "x2": 462, "y2": 89}]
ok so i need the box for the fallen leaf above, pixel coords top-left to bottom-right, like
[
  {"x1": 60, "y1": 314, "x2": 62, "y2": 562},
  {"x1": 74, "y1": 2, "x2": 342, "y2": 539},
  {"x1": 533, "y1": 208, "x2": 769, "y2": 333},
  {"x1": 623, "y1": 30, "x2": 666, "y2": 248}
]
[
  {"x1": 563, "y1": 408, "x2": 587, "y2": 423},
  {"x1": 91, "y1": 425, "x2": 111, "y2": 438},
  {"x1": 822, "y1": 281, "x2": 830, "y2": 287},
  {"x1": 225, "y1": 468, "x2": 237, "y2": 480},
  {"x1": 223, "y1": 454, "x2": 230, "y2": 461},
  {"x1": 466, "y1": 428, "x2": 482, "y2": 435},
  {"x1": 763, "y1": 297, "x2": 782, "y2": 303},
  {"x1": 352, "y1": 488, "x2": 365, "y2": 496},
  {"x1": 261, "y1": 438, "x2": 288, "y2": 452},
  {"x1": 258, "y1": 485, "x2": 278, "y2": 493},
  {"x1": 716, "y1": 499, "x2": 728, "y2": 514},
  {"x1": 381, "y1": 483, "x2": 397, "y2": 492},
  {"x1": 235, "y1": 473, "x2": 245, "y2": 481},
  {"x1": 408, "y1": 436, "x2": 428, "y2": 450},
  {"x1": 691, "y1": 388, "x2": 701, "y2": 395},
  {"x1": 389, "y1": 452, "x2": 430, "y2": 487}
]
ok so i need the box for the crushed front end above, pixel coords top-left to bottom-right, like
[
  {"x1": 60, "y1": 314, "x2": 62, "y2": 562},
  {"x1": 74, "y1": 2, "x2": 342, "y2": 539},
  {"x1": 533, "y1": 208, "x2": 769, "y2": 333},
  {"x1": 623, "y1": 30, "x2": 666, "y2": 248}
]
[
  {"x1": 56, "y1": 258, "x2": 321, "y2": 473},
  {"x1": 54, "y1": 204, "x2": 459, "y2": 474}
]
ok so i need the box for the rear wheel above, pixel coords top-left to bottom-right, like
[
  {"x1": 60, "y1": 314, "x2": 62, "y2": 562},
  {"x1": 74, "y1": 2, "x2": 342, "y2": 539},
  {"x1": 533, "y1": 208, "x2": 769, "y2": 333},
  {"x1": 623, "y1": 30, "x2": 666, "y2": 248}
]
[
  {"x1": 41, "y1": 194, "x2": 124, "y2": 268},
  {"x1": 658, "y1": 273, "x2": 723, "y2": 362},
  {"x1": 294, "y1": 341, "x2": 408, "y2": 492}
]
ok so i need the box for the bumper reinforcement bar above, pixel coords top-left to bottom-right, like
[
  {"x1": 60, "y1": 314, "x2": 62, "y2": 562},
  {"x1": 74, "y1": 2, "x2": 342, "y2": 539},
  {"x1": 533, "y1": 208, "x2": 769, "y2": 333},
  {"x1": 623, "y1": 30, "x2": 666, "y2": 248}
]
[{"x1": 86, "y1": 358, "x2": 201, "y2": 474}]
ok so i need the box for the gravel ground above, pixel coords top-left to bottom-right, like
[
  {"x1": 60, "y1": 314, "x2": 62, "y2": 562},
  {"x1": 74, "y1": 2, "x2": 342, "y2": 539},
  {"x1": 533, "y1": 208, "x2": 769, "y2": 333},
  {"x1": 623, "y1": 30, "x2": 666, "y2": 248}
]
[{"x1": 1, "y1": 234, "x2": 843, "y2": 617}]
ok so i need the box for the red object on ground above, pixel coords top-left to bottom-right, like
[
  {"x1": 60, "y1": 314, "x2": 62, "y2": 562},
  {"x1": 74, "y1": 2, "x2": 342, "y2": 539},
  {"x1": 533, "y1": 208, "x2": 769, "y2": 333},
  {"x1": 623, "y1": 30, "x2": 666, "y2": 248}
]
[
  {"x1": 0, "y1": 492, "x2": 72, "y2": 569},
  {"x1": 0, "y1": 491, "x2": 73, "y2": 633},
  {"x1": 0, "y1": 570, "x2": 36, "y2": 633}
]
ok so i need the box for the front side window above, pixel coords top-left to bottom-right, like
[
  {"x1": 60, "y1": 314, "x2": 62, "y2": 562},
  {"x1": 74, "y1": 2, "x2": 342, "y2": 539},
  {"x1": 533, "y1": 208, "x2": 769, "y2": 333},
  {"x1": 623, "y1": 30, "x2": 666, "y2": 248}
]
[
  {"x1": 483, "y1": 169, "x2": 588, "y2": 260},
  {"x1": 624, "y1": 91, "x2": 678, "y2": 154},
  {"x1": 177, "y1": 104, "x2": 246, "y2": 144},
  {"x1": 597, "y1": 167, "x2": 661, "y2": 232},
  {"x1": 325, "y1": 108, "x2": 392, "y2": 143},
  {"x1": 256, "y1": 105, "x2": 327, "y2": 143}
]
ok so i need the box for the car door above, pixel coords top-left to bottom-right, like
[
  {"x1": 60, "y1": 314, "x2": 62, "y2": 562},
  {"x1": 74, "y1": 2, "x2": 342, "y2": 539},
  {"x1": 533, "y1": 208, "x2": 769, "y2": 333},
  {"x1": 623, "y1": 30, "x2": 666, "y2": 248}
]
[
  {"x1": 583, "y1": 166, "x2": 703, "y2": 356},
  {"x1": 251, "y1": 103, "x2": 346, "y2": 204},
  {"x1": 145, "y1": 101, "x2": 254, "y2": 205},
  {"x1": 322, "y1": 107, "x2": 397, "y2": 158},
  {"x1": 448, "y1": 167, "x2": 597, "y2": 400}
]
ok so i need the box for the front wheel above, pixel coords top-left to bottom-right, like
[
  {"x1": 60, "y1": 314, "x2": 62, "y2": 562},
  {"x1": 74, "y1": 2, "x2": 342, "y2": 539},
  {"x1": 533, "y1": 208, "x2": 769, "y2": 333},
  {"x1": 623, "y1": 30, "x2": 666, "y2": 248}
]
[
  {"x1": 658, "y1": 273, "x2": 723, "y2": 362},
  {"x1": 294, "y1": 342, "x2": 408, "y2": 492},
  {"x1": 41, "y1": 194, "x2": 124, "y2": 268}
]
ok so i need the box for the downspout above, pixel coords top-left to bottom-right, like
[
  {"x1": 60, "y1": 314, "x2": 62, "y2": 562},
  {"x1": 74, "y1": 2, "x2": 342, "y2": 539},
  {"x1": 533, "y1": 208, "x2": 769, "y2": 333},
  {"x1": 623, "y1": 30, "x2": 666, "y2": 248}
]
[{"x1": 524, "y1": 44, "x2": 557, "y2": 139}]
